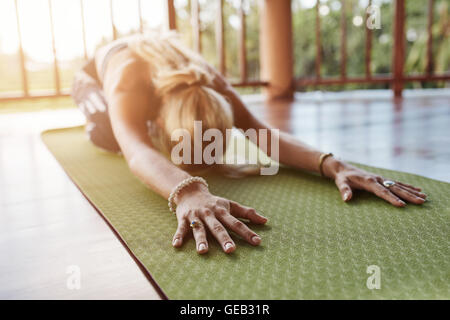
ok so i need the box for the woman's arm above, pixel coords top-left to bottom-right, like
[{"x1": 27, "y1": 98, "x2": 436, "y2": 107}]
[
  {"x1": 214, "y1": 78, "x2": 330, "y2": 173},
  {"x1": 217, "y1": 80, "x2": 427, "y2": 207},
  {"x1": 102, "y1": 51, "x2": 267, "y2": 254},
  {"x1": 103, "y1": 53, "x2": 190, "y2": 199}
]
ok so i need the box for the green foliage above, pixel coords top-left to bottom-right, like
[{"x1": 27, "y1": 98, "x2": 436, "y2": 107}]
[
  {"x1": 174, "y1": 0, "x2": 260, "y2": 82},
  {"x1": 291, "y1": 0, "x2": 448, "y2": 91}
]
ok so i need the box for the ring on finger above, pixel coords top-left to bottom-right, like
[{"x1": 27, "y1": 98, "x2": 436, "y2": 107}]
[
  {"x1": 383, "y1": 180, "x2": 396, "y2": 189},
  {"x1": 190, "y1": 220, "x2": 201, "y2": 228}
]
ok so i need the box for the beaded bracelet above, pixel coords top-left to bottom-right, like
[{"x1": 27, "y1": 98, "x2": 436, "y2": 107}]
[{"x1": 168, "y1": 177, "x2": 208, "y2": 213}]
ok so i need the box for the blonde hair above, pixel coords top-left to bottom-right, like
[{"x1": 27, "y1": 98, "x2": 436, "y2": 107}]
[{"x1": 128, "y1": 32, "x2": 260, "y2": 177}]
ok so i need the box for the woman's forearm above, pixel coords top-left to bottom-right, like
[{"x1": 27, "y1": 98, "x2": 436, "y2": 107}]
[
  {"x1": 105, "y1": 78, "x2": 196, "y2": 201},
  {"x1": 231, "y1": 101, "x2": 341, "y2": 178},
  {"x1": 254, "y1": 125, "x2": 342, "y2": 179},
  {"x1": 276, "y1": 132, "x2": 341, "y2": 179},
  {"x1": 127, "y1": 144, "x2": 193, "y2": 200},
  {"x1": 108, "y1": 96, "x2": 194, "y2": 200},
  {"x1": 221, "y1": 85, "x2": 341, "y2": 178},
  {"x1": 277, "y1": 131, "x2": 341, "y2": 178}
]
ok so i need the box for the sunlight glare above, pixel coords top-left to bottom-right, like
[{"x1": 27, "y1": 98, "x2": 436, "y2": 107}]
[{"x1": 0, "y1": 0, "x2": 167, "y2": 63}]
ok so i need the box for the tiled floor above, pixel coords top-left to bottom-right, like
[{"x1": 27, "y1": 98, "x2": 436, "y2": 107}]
[{"x1": 0, "y1": 89, "x2": 449, "y2": 299}]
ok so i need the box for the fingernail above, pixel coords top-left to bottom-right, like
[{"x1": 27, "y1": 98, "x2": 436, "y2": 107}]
[
  {"x1": 344, "y1": 192, "x2": 350, "y2": 201},
  {"x1": 224, "y1": 242, "x2": 234, "y2": 251},
  {"x1": 198, "y1": 243, "x2": 206, "y2": 252},
  {"x1": 173, "y1": 238, "x2": 181, "y2": 246},
  {"x1": 252, "y1": 235, "x2": 261, "y2": 245},
  {"x1": 399, "y1": 200, "x2": 406, "y2": 206}
]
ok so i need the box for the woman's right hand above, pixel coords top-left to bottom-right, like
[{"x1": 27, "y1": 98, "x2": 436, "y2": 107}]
[{"x1": 172, "y1": 183, "x2": 268, "y2": 254}]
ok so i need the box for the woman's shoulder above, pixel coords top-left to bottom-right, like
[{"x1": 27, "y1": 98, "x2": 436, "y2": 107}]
[
  {"x1": 94, "y1": 35, "x2": 144, "y2": 80},
  {"x1": 102, "y1": 53, "x2": 152, "y2": 97}
]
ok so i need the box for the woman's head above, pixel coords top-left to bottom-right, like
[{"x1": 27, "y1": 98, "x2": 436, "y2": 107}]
[
  {"x1": 129, "y1": 33, "x2": 234, "y2": 171},
  {"x1": 154, "y1": 65, "x2": 234, "y2": 169}
]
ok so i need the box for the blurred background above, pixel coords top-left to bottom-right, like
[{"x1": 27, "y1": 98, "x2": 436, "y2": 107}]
[{"x1": 0, "y1": 0, "x2": 448, "y2": 111}]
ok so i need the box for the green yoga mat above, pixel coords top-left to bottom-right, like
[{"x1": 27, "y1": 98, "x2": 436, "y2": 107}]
[{"x1": 42, "y1": 126, "x2": 449, "y2": 299}]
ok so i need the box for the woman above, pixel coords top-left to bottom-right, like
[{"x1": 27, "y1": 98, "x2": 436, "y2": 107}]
[{"x1": 72, "y1": 32, "x2": 426, "y2": 255}]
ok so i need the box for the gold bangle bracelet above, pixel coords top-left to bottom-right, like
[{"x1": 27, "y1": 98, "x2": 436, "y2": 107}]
[{"x1": 318, "y1": 152, "x2": 333, "y2": 177}]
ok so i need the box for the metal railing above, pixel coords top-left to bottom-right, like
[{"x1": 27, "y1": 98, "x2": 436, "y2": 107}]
[
  {"x1": 295, "y1": 0, "x2": 450, "y2": 97},
  {"x1": 187, "y1": 0, "x2": 267, "y2": 87},
  {"x1": 1, "y1": 0, "x2": 265, "y2": 101},
  {"x1": 1, "y1": 0, "x2": 449, "y2": 101}
]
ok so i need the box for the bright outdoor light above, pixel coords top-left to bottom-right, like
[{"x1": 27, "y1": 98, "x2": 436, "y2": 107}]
[
  {"x1": 406, "y1": 29, "x2": 418, "y2": 42},
  {"x1": 0, "y1": 0, "x2": 166, "y2": 63},
  {"x1": 352, "y1": 15, "x2": 363, "y2": 27},
  {"x1": 379, "y1": 34, "x2": 390, "y2": 44},
  {"x1": 319, "y1": 5, "x2": 330, "y2": 16},
  {"x1": 330, "y1": 1, "x2": 342, "y2": 11}
]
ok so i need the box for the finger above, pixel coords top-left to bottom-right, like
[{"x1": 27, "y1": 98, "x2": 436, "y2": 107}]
[
  {"x1": 395, "y1": 181, "x2": 422, "y2": 192},
  {"x1": 229, "y1": 201, "x2": 267, "y2": 224},
  {"x1": 187, "y1": 211, "x2": 209, "y2": 254},
  {"x1": 376, "y1": 177, "x2": 426, "y2": 198},
  {"x1": 217, "y1": 213, "x2": 261, "y2": 245},
  {"x1": 396, "y1": 184, "x2": 427, "y2": 199},
  {"x1": 335, "y1": 177, "x2": 352, "y2": 201},
  {"x1": 368, "y1": 182, "x2": 406, "y2": 207},
  {"x1": 203, "y1": 215, "x2": 236, "y2": 253},
  {"x1": 172, "y1": 219, "x2": 189, "y2": 247},
  {"x1": 390, "y1": 185, "x2": 426, "y2": 205}
]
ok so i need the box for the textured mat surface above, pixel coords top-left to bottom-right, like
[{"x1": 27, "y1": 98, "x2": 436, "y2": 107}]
[{"x1": 42, "y1": 126, "x2": 449, "y2": 299}]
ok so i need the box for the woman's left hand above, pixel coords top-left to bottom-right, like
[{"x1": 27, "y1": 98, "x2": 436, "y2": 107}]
[{"x1": 324, "y1": 159, "x2": 427, "y2": 207}]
